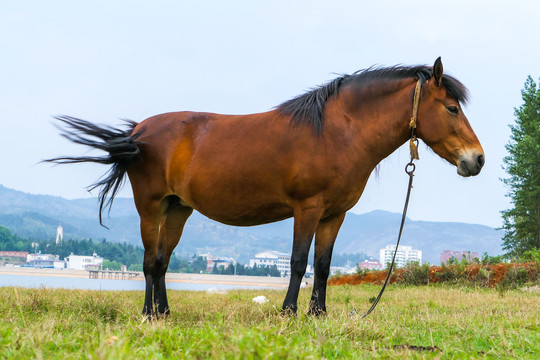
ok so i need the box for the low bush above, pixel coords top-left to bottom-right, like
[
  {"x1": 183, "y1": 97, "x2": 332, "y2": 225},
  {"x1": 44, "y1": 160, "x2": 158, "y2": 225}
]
[
  {"x1": 399, "y1": 262, "x2": 430, "y2": 285},
  {"x1": 332, "y1": 261, "x2": 540, "y2": 289}
]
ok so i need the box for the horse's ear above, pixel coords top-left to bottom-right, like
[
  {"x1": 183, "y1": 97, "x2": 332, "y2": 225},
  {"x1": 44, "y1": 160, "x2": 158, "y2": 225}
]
[{"x1": 433, "y1": 57, "x2": 443, "y2": 86}]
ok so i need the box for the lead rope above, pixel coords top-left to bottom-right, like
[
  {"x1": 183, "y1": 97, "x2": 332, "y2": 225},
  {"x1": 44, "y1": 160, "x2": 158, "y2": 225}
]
[{"x1": 360, "y1": 78, "x2": 422, "y2": 319}]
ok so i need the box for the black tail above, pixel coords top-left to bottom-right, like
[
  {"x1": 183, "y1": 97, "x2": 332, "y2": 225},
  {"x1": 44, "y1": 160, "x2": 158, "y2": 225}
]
[{"x1": 46, "y1": 116, "x2": 142, "y2": 227}]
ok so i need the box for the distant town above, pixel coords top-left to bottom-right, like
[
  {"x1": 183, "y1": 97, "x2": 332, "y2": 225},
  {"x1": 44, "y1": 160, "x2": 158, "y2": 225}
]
[{"x1": 0, "y1": 225, "x2": 483, "y2": 278}]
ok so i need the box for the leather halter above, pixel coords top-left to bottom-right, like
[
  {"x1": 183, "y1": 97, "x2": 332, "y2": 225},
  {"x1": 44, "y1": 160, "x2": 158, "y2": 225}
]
[{"x1": 409, "y1": 79, "x2": 422, "y2": 161}]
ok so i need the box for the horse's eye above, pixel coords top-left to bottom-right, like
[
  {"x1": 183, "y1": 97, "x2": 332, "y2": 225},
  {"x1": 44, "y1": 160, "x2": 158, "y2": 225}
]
[{"x1": 447, "y1": 106, "x2": 459, "y2": 115}]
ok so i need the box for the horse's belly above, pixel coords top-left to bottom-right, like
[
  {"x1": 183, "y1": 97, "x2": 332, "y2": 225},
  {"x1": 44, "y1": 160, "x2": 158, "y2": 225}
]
[
  {"x1": 192, "y1": 199, "x2": 293, "y2": 226},
  {"x1": 180, "y1": 156, "x2": 294, "y2": 225}
]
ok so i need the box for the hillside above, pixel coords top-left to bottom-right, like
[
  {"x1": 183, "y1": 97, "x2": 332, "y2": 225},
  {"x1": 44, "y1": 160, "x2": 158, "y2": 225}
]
[{"x1": 0, "y1": 185, "x2": 503, "y2": 264}]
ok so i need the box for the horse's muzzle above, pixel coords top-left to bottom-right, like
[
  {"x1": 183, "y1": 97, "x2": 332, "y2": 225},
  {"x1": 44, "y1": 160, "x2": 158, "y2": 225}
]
[{"x1": 458, "y1": 153, "x2": 484, "y2": 177}]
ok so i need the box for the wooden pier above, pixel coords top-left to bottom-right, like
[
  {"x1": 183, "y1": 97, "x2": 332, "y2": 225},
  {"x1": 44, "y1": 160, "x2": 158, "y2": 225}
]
[{"x1": 88, "y1": 269, "x2": 140, "y2": 280}]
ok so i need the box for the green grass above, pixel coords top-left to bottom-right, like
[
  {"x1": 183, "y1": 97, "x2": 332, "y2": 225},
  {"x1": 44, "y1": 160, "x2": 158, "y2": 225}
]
[{"x1": 0, "y1": 285, "x2": 538, "y2": 359}]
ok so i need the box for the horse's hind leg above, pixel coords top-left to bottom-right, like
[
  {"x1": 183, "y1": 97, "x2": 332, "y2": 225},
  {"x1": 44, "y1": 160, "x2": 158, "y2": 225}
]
[
  {"x1": 139, "y1": 196, "x2": 192, "y2": 317},
  {"x1": 153, "y1": 196, "x2": 193, "y2": 316},
  {"x1": 308, "y1": 213, "x2": 345, "y2": 316},
  {"x1": 140, "y1": 212, "x2": 161, "y2": 317}
]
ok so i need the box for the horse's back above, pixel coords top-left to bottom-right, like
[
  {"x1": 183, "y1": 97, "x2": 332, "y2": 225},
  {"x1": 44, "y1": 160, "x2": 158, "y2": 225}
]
[{"x1": 129, "y1": 111, "x2": 299, "y2": 224}]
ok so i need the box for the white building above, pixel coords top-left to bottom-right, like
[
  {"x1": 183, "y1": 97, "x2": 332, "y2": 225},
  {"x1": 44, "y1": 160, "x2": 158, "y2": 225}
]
[
  {"x1": 249, "y1": 250, "x2": 291, "y2": 277},
  {"x1": 53, "y1": 260, "x2": 66, "y2": 269},
  {"x1": 66, "y1": 252, "x2": 104, "y2": 270},
  {"x1": 379, "y1": 245, "x2": 422, "y2": 268},
  {"x1": 26, "y1": 253, "x2": 59, "y2": 268}
]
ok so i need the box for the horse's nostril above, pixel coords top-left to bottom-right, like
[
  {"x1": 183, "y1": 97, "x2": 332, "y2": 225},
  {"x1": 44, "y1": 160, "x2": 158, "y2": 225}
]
[{"x1": 477, "y1": 154, "x2": 485, "y2": 168}]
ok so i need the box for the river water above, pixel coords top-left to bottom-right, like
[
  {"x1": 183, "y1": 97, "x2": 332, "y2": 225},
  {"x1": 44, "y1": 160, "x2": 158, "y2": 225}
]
[{"x1": 0, "y1": 273, "x2": 271, "y2": 291}]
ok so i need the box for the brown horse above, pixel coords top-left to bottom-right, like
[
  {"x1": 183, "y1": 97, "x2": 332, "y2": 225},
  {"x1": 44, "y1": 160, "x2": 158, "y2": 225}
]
[{"x1": 49, "y1": 57, "x2": 484, "y2": 316}]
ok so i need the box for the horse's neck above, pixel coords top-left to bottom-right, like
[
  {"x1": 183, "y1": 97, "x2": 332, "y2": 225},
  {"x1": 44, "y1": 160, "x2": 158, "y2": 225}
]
[{"x1": 337, "y1": 79, "x2": 415, "y2": 167}]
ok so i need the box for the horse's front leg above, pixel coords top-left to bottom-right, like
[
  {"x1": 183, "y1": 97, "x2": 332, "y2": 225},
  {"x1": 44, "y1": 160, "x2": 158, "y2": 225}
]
[
  {"x1": 281, "y1": 203, "x2": 323, "y2": 314},
  {"x1": 308, "y1": 213, "x2": 345, "y2": 316}
]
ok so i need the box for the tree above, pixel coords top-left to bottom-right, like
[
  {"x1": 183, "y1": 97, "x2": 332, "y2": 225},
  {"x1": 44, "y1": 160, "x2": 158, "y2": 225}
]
[
  {"x1": 191, "y1": 256, "x2": 208, "y2": 273},
  {"x1": 102, "y1": 259, "x2": 122, "y2": 270},
  {"x1": 501, "y1": 76, "x2": 540, "y2": 256}
]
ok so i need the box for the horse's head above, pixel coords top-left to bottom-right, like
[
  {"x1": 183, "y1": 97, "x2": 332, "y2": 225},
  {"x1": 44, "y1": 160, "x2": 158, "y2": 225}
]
[{"x1": 416, "y1": 58, "x2": 484, "y2": 177}]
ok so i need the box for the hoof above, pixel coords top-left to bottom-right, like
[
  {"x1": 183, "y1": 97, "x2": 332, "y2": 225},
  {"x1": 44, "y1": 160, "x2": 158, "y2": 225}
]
[
  {"x1": 307, "y1": 307, "x2": 327, "y2": 316},
  {"x1": 280, "y1": 305, "x2": 297, "y2": 316},
  {"x1": 142, "y1": 305, "x2": 154, "y2": 317},
  {"x1": 156, "y1": 308, "x2": 170, "y2": 319}
]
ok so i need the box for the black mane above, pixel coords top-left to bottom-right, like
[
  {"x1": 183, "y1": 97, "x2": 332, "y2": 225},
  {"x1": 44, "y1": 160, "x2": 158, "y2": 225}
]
[{"x1": 276, "y1": 65, "x2": 469, "y2": 135}]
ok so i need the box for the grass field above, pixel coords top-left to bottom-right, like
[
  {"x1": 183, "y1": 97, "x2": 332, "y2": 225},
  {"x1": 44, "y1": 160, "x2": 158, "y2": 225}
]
[{"x1": 0, "y1": 284, "x2": 538, "y2": 359}]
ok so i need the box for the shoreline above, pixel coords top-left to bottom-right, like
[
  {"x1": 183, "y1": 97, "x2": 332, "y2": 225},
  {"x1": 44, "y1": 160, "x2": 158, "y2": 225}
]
[{"x1": 0, "y1": 266, "x2": 298, "y2": 289}]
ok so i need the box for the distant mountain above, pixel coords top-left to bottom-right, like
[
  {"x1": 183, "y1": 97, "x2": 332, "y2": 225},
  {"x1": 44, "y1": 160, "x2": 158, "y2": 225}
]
[
  {"x1": 0, "y1": 185, "x2": 139, "y2": 244},
  {"x1": 0, "y1": 185, "x2": 503, "y2": 264}
]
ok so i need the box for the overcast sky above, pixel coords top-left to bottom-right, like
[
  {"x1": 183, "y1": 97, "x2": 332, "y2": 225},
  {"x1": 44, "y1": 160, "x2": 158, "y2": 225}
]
[{"x1": 1, "y1": 0, "x2": 539, "y2": 228}]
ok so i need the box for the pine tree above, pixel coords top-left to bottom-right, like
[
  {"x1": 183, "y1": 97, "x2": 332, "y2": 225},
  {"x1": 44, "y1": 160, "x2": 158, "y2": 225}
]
[{"x1": 501, "y1": 76, "x2": 540, "y2": 256}]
